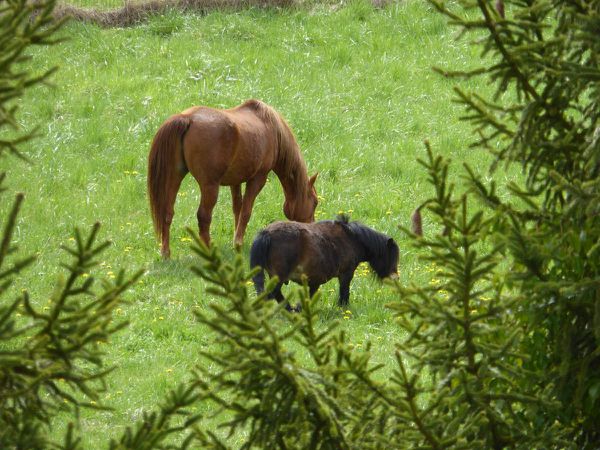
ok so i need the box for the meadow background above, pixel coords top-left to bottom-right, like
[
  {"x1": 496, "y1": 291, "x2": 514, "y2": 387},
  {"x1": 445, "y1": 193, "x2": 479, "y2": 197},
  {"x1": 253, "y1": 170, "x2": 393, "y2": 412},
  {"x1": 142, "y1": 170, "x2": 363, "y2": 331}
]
[{"x1": 3, "y1": 0, "x2": 506, "y2": 445}]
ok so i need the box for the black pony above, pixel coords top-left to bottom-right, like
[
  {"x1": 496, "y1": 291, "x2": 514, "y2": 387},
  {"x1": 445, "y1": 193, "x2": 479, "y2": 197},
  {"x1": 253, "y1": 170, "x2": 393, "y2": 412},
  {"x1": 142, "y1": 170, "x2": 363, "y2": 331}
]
[{"x1": 249, "y1": 215, "x2": 399, "y2": 308}]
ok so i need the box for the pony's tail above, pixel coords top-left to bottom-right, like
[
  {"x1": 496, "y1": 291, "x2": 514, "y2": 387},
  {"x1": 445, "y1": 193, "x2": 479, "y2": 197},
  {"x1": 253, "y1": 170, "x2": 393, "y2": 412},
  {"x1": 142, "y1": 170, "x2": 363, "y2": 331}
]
[
  {"x1": 147, "y1": 115, "x2": 191, "y2": 241},
  {"x1": 249, "y1": 231, "x2": 271, "y2": 295}
]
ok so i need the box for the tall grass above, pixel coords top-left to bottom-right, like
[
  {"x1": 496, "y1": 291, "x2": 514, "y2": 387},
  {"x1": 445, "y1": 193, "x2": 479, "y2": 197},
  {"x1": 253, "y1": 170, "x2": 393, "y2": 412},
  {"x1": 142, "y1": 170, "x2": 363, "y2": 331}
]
[{"x1": 4, "y1": 1, "x2": 505, "y2": 445}]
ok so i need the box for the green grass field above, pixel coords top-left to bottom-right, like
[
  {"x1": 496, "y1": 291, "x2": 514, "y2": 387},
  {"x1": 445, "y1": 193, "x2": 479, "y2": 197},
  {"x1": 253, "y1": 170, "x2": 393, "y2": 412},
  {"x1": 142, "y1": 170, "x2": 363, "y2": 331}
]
[{"x1": 4, "y1": 0, "x2": 506, "y2": 445}]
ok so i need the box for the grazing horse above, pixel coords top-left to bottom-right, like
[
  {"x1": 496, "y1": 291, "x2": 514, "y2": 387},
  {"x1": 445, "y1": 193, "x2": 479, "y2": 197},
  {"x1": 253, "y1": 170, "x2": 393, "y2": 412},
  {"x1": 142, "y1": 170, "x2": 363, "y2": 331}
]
[
  {"x1": 148, "y1": 99, "x2": 319, "y2": 258},
  {"x1": 250, "y1": 215, "x2": 399, "y2": 308}
]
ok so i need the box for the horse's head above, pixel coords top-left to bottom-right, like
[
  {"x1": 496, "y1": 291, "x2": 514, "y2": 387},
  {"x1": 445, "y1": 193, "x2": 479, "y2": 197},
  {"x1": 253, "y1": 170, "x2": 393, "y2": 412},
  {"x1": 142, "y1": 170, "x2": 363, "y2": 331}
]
[{"x1": 284, "y1": 173, "x2": 319, "y2": 222}]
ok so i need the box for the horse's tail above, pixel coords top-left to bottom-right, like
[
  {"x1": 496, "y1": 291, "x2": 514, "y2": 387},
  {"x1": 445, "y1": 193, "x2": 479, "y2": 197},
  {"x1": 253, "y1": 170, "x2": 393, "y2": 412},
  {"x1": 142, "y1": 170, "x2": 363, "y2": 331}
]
[
  {"x1": 147, "y1": 115, "x2": 192, "y2": 241},
  {"x1": 249, "y1": 230, "x2": 271, "y2": 295}
]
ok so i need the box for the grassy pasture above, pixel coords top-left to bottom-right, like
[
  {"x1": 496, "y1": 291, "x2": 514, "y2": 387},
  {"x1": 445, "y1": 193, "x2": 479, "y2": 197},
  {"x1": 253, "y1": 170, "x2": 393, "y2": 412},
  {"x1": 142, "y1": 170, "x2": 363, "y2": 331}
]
[{"x1": 4, "y1": 0, "x2": 506, "y2": 445}]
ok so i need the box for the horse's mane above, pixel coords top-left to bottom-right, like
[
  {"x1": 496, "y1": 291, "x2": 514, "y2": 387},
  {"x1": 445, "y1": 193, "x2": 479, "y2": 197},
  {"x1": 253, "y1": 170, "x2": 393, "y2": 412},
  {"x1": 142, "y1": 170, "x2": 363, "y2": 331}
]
[
  {"x1": 335, "y1": 215, "x2": 398, "y2": 278},
  {"x1": 242, "y1": 99, "x2": 310, "y2": 192}
]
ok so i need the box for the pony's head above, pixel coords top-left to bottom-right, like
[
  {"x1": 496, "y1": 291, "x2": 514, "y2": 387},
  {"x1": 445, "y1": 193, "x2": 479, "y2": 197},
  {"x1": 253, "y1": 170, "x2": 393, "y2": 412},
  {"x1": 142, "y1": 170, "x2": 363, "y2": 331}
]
[
  {"x1": 345, "y1": 220, "x2": 399, "y2": 279},
  {"x1": 370, "y1": 237, "x2": 399, "y2": 279},
  {"x1": 284, "y1": 172, "x2": 319, "y2": 222}
]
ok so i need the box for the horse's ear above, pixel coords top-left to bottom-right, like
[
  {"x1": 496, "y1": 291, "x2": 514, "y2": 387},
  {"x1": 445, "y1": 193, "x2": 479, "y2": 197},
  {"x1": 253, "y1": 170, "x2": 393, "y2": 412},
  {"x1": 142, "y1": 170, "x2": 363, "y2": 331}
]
[{"x1": 309, "y1": 172, "x2": 318, "y2": 186}]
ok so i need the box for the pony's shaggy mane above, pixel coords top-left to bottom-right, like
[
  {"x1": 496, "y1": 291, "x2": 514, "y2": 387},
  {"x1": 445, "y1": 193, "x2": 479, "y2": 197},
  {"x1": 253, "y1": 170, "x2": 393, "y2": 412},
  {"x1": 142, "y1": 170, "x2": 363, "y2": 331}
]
[{"x1": 336, "y1": 215, "x2": 398, "y2": 279}]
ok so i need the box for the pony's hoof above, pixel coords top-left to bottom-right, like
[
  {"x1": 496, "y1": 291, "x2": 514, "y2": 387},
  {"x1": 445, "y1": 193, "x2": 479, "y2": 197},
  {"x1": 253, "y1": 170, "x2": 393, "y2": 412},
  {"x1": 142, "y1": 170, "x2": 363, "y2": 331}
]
[
  {"x1": 285, "y1": 304, "x2": 302, "y2": 313},
  {"x1": 233, "y1": 238, "x2": 243, "y2": 250}
]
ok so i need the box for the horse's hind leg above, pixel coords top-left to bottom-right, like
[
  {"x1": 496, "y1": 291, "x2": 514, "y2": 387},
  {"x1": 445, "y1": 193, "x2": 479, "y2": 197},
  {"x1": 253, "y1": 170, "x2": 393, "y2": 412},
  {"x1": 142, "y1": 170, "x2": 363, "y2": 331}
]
[
  {"x1": 197, "y1": 183, "x2": 219, "y2": 246},
  {"x1": 161, "y1": 174, "x2": 186, "y2": 259}
]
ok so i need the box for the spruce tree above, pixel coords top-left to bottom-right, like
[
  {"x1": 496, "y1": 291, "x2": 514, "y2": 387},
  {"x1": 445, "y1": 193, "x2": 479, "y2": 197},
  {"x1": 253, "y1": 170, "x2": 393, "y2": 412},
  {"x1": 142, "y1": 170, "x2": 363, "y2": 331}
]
[
  {"x1": 1, "y1": 1, "x2": 204, "y2": 448},
  {"x1": 426, "y1": 0, "x2": 600, "y2": 442},
  {"x1": 187, "y1": 0, "x2": 600, "y2": 447},
  {"x1": 3, "y1": 0, "x2": 597, "y2": 446}
]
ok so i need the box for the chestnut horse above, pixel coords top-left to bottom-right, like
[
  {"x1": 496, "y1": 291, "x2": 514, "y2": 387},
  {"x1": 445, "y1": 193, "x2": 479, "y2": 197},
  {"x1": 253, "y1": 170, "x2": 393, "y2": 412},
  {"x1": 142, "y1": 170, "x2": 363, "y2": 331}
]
[
  {"x1": 250, "y1": 215, "x2": 399, "y2": 309},
  {"x1": 148, "y1": 99, "x2": 318, "y2": 258}
]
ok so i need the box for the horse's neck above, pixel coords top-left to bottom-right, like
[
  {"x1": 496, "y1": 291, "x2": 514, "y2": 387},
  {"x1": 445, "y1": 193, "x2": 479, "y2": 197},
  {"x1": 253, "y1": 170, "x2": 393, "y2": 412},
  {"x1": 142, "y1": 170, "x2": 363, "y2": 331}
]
[
  {"x1": 273, "y1": 139, "x2": 307, "y2": 202},
  {"x1": 274, "y1": 168, "x2": 305, "y2": 203}
]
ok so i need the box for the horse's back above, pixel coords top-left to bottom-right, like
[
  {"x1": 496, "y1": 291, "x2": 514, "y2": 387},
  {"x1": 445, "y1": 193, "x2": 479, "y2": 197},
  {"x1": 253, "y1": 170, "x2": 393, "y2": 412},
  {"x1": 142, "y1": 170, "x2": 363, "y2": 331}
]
[{"x1": 181, "y1": 103, "x2": 277, "y2": 185}]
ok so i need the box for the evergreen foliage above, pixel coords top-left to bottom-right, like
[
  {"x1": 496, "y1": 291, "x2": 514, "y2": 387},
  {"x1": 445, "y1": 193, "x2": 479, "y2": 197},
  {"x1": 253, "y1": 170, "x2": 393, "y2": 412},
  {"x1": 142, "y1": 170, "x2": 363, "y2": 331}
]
[
  {"x1": 186, "y1": 0, "x2": 600, "y2": 447},
  {"x1": 189, "y1": 238, "x2": 394, "y2": 449},
  {"x1": 391, "y1": 146, "x2": 570, "y2": 448},
  {"x1": 0, "y1": 0, "x2": 63, "y2": 161},
  {"x1": 1, "y1": 1, "x2": 203, "y2": 448},
  {"x1": 428, "y1": 0, "x2": 600, "y2": 442},
  {"x1": 2, "y1": 0, "x2": 598, "y2": 446}
]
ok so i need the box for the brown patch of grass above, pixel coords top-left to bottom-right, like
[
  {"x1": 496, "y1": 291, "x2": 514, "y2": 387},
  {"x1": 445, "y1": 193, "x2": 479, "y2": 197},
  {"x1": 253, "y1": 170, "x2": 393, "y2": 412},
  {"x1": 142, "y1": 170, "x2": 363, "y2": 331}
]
[{"x1": 53, "y1": 0, "x2": 297, "y2": 27}]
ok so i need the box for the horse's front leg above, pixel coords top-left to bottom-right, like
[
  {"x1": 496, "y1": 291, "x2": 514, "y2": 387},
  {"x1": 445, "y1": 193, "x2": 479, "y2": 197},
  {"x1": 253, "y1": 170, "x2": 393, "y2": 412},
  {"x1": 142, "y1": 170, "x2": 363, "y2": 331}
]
[
  {"x1": 230, "y1": 185, "x2": 242, "y2": 236},
  {"x1": 234, "y1": 174, "x2": 267, "y2": 248},
  {"x1": 197, "y1": 183, "x2": 219, "y2": 247},
  {"x1": 338, "y1": 272, "x2": 355, "y2": 307}
]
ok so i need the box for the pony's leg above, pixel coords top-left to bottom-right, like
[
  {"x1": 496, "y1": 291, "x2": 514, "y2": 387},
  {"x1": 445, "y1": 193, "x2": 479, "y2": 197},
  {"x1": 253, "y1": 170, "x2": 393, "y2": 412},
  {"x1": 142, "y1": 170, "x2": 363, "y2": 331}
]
[
  {"x1": 338, "y1": 272, "x2": 355, "y2": 307},
  {"x1": 268, "y1": 282, "x2": 285, "y2": 302},
  {"x1": 268, "y1": 283, "x2": 298, "y2": 312},
  {"x1": 309, "y1": 283, "x2": 320, "y2": 298},
  {"x1": 234, "y1": 174, "x2": 267, "y2": 248},
  {"x1": 230, "y1": 185, "x2": 242, "y2": 240},
  {"x1": 196, "y1": 183, "x2": 219, "y2": 246},
  {"x1": 252, "y1": 269, "x2": 265, "y2": 295}
]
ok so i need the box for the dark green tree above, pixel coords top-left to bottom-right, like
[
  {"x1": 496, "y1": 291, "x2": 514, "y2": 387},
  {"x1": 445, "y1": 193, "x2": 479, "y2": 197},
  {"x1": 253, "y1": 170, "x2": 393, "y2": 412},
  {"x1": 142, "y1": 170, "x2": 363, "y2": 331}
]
[
  {"x1": 427, "y1": 0, "x2": 600, "y2": 442},
  {"x1": 4, "y1": 0, "x2": 598, "y2": 446},
  {"x1": 183, "y1": 0, "x2": 600, "y2": 448},
  {"x1": 1, "y1": 1, "x2": 205, "y2": 448},
  {"x1": 390, "y1": 146, "x2": 570, "y2": 448},
  {"x1": 188, "y1": 240, "x2": 396, "y2": 449}
]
